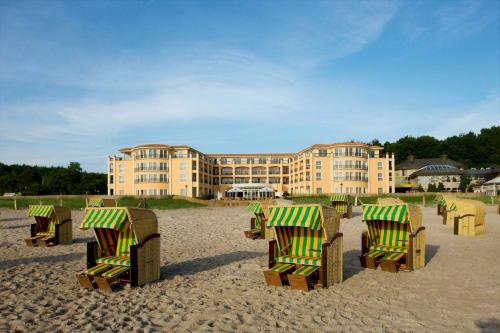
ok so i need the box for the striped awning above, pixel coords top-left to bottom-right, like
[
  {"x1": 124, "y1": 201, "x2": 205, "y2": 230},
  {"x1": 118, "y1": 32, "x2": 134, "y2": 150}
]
[
  {"x1": 267, "y1": 205, "x2": 321, "y2": 230},
  {"x1": 87, "y1": 198, "x2": 103, "y2": 207},
  {"x1": 81, "y1": 208, "x2": 129, "y2": 231},
  {"x1": 331, "y1": 194, "x2": 348, "y2": 202},
  {"x1": 28, "y1": 205, "x2": 55, "y2": 218},
  {"x1": 362, "y1": 204, "x2": 408, "y2": 223},
  {"x1": 437, "y1": 197, "x2": 447, "y2": 205},
  {"x1": 449, "y1": 202, "x2": 457, "y2": 211},
  {"x1": 246, "y1": 202, "x2": 263, "y2": 214}
]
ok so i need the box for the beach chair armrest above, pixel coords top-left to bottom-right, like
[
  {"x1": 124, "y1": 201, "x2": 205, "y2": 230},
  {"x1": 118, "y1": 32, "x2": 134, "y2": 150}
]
[
  {"x1": 250, "y1": 217, "x2": 256, "y2": 230},
  {"x1": 323, "y1": 232, "x2": 343, "y2": 247},
  {"x1": 58, "y1": 218, "x2": 72, "y2": 226},
  {"x1": 86, "y1": 240, "x2": 99, "y2": 269},
  {"x1": 361, "y1": 230, "x2": 369, "y2": 255},
  {"x1": 268, "y1": 240, "x2": 277, "y2": 268},
  {"x1": 30, "y1": 224, "x2": 37, "y2": 237},
  {"x1": 411, "y1": 226, "x2": 426, "y2": 237}
]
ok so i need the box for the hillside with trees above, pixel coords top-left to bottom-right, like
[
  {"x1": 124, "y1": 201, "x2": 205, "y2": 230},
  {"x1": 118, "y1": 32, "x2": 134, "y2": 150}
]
[
  {"x1": 0, "y1": 162, "x2": 106, "y2": 195},
  {"x1": 375, "y1": 126, "x2": 500, "y2": 167}
]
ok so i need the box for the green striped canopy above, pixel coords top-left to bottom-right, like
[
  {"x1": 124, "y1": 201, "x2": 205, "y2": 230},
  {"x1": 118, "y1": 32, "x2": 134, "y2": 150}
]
[
  {"x1": 330, "y1": 194, "x2": 348, "y2": 202},
  {"x1": 246, "y1": 202, "x2": 263, "y2": 214},
  {"x1": 437, "y1": 196, "x2": 447, "y2": 206},
  {"x1": 28, "y1": 205, "x2": 55, "y2": 218},
  {"x1": 267, "y1": 205, "x2": 321, "y2": 230},
  {"x1": 362, "y1": 204, "x2": 408, "y2": 223},
  {"x1": 449, "y1": 202, "x2": 457, "y2": 211},
  {"x1": 81, "y1": 208, "x2": 129, "y2": 231},
  {"x1": 87, "y1": 198, "x2": 104, "y2": 207}
]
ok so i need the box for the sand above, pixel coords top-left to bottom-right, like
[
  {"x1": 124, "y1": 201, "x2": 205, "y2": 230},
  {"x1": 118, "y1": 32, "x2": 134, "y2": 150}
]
[{"x1": 1, "y1": 205, "x2": 499, "y2": 332}]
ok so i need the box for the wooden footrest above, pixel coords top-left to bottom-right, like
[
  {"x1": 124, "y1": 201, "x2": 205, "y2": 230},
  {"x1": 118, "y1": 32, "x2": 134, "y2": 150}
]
[
  {"x1": 36, "y1": 235, "x2": 55, "y2": 247},
  {"x1": 263, "y1": 263, "x2": 295, "y2": 287},
  {"x1": 360, "y1": 250, "x2": 384, "y2": 269},
  {"x1": 94, "y1": 266, "x2": 130, "y2": 292},
  {"x1": 287, "y1": 266, "x2": 320, "y2": 291},
  {"x1": 76, "y1": 264, "x2": 113, "y2": 290},
  {"x1": 25, "y1": 235, "x2": 44, "y2": 247},
  {"x1": 244, "y1": 229, "x2": 261, "y2": 239},
  {"x1": 380, "y1": 252, "x2": 406, "y2": 273}
]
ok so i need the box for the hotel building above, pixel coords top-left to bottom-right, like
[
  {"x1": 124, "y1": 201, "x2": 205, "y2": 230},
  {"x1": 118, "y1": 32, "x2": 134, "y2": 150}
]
[{"x1": 108, "y1": 142, "x2": 395, "y2": 198}]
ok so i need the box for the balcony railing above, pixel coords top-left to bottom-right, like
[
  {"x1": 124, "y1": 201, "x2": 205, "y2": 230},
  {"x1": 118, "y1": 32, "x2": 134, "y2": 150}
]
[
  {"x1": 134, "y1": 179, "x2": 169, "y2": 184},
  {"x1": 134, "y1": 167, "x2": 169, "y2": 172},
  {"x1": 333, "y1": 177, "x2": 368, "y2": 182}
]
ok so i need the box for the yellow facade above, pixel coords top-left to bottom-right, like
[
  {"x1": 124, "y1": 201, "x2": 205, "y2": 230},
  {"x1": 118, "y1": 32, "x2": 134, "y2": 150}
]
[{"x1": 107, "y1": 142, "x2": 395, "y2": 197}]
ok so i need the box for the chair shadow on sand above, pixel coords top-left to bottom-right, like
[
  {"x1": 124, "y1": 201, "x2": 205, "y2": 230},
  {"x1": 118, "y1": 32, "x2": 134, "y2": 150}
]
[
  {"x1": 425, "y1": 244, "x2": 440, "y2": 264},
  {"x1": 475, "y1": 318, "x2": 500, "y2": 333},
  {"x1": 0, "y1": 217, "x2": 26, "y2": 223},
  {"x1": 0, "y1": 224, "x2": 28, "y2": 230},
  {"x1": 72, "y1": 237, "x2": 94, "y2": 244},
  {"x1": 0, "y1": 252, "x2": 84, "y2": 269},
  {"x1": 343, "y1": 249, "x2": 365, "y2": 280},
  {"x1": 160, "y1": 251, "x2": 266, "y2": 280}
]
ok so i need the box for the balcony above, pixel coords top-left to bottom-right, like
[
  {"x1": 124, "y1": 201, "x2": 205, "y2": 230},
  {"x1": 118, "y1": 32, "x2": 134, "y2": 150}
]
[
  {"x1": 134, "y1": 167, "x2": 169, "y2": 172},
  {"x1": 134, "y1": 179, "x2": 169, "y2": 184}
]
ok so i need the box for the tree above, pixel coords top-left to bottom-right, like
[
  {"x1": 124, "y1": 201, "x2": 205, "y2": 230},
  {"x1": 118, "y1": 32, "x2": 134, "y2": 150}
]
[
  {"x1": 437, "y1": 182, "x2": 445, "y2": 192},
  {"x1": 459, "y1": 176, "x2": 471, "y2": 193},
  {"x1": 417, "y1": 185, "x2": 425, "y2": 192},
  {"x1": 427, "y1": 183, "x2": 437, "y2": 192}
]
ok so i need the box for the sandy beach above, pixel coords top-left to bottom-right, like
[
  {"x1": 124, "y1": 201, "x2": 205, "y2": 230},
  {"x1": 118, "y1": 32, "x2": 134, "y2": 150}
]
[{"x1": 1, "y1": 205, "x2": 499, "y2": 332}]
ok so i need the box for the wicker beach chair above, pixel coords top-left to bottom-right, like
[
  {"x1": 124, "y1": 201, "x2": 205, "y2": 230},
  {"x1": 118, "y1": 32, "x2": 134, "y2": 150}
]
[
  {"x1": 76, "y1": 207, "x2": 160, "y2": 292},
  {"x1": 244, "y1": 202, "x2": 266, "y2": 239},
  {"x1": 436, "y1": 195, "x2": 446, "y2": 216},
  {"x1": 441, "y1": 197, "x2": 461, "y2": 225},
  {"x1": 25, "y1": 205, "x2": 72, "y2": 247},
  {"x1": 449, "y1": 198, "x2": 486, "y2": 236},
  {"x1": 330, "y1": 194, "x2": 352, "y2": 218},
  {"x1": 87, "y1": 198, "x2": 117, "y2": 208},
  {"x1": 360, "y1": 203, "x2": 425, "y2": 273},
  {"x1": 263, "y1": 204, "x2": 342, "y2": 291}
]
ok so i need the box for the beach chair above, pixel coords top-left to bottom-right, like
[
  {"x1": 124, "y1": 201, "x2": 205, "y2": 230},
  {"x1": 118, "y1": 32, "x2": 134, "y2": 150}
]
[
  {"x1": 436, "y1": 196, "x2": 446, "y2": 216},
  {"x1": 76, "y1": 207, "x2": 160, "y2": 292},
  {"x1": 442, "y1": 197, "x2": 461, "y2": 226},
  {"x1": 450, "y1": 198, "x2": 486, "y2": 236},
  {"x1": 87, "y1": 198, "x2": 117, "y2": 208},
  {"x1": 263, "y1": 204, "x2": 343, "y2": 291},
  {"x1": 377, "y1": 197, "x2": 404, "y2": 205},
  {"x1": 25, "y1": 205, "x2": 72, "y2": 247},
  {"x1": 360, "y1": 203, "x2": 425, "y2": 273},
  {"x1": 330, "y1": 194, "x2": 352, "y2": 218},
  {"x1": 244, "y1": 202, "x2": 266, "y2": 239}
]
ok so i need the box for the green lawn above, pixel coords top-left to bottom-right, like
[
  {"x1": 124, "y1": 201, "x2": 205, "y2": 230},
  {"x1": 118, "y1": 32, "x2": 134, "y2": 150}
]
[{"x1": 0, "y1": 197, "x2": 206, "y2": 210}]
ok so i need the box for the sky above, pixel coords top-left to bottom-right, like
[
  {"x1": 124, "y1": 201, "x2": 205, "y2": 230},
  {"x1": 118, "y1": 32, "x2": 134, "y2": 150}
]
[{"x1": 0, "y1": 0, "x2": 499, "y2": 172}]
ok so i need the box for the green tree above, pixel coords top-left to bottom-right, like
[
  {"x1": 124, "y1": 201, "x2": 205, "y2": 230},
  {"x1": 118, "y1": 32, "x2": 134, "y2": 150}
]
[
  {"x1": 459, "y1": 176, "x2": 471, "y2": 193},
  {"x1": 427, "y1": 183, "x2": 437, "y2": 192},
  {"x1": 437, "y1": 182, "x2": 445, "y2": 192}
]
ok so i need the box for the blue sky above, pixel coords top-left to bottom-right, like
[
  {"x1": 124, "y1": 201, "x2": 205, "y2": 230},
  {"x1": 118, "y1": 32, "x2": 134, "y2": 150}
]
[{"x1": 0, "y1": 0, "x2": 499, "y2": 172}]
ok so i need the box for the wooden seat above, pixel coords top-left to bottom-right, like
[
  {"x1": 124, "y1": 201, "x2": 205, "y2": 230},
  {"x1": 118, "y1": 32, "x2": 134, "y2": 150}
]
[
  {"x1": 94, "y1": 266, "x2": 130, "y2": 292},
  {"x1": 380, "y1": 252, "x2": 406, "y2": 273},
  {"x1": 287, "y1": 266, "x2": 319, "y2": 291},
  {"x1": 263, "y1": 263, "x2": 295, "y2": 287},
  {"x1": 360, "y1": 250, "x2": 384, "y2": 269},
  {"x1": 76, "y1": 264, "x2": 113, "y2": 290}
]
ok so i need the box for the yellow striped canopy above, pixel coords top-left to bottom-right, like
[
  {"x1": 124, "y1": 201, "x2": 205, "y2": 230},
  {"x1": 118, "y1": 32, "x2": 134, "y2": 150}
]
[
  {"x1": 28, "y1": 205, "x2": 55, "y2": 218},
  {"x1": 246, "y1": 202, "x2": 263, "y2": 214},
  {"x1": 87, "y1": 198, "x2": 104, "y2": 207},
  {"x1": 362, "y1": 204, "x2": 408, "y2": 224},
  {"x1": 330, "y1": 194, "x2": 348, "y2": 202},
  {"x1": 81, "y1": 208, "x2": 129, "y2": 231},
  {"x1": 267, "y1": 205, "x2": 321, "y2": 230}
]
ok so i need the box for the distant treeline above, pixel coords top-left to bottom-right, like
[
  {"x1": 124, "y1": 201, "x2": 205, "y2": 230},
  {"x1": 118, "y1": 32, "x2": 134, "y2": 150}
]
[
  {"x1": 372, "y1": 126, "x2": 500, "y2": 168},
  {"x1": 0, "y1": 162, "x2": 106, "y2": 195}
]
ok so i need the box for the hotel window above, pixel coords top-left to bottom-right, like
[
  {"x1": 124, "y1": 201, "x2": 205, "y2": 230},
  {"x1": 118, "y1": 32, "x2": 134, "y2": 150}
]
[
  {"x1": 378, "y1": 173, "x2": 383, "y2": 181},
  {"x1": 160, "y1": 174, "x2": 168, "y2": 182},
  {"x1": 318, "y1": 149, "x2": 327, "y2": 157},
  {"x1": 119, "y1": 176, "x2": 124, "y2": 183},
  {"x1": 109, "y1": 175, "x2": 114, "y2": 184},
  {"x1": 315, "y1": 161, "x2": 322, "y2": 169},
  {"x1": 334, "y1": 148, "x2": 342, "y2": 157},
  {"x1": 259, "y1": 158, "x2": 267, "y2": 164},
  {"x1": 234, "y1": 158, "x2": 241, "y2": 164},
  {"x1": 345, "y1": 147, "x2": 353, "y2": 156},
  {"x1": 316, "y1": 172, "x2": 322, "y2": 181},
  {"x1": 180, "y1": 173, "x2": 186, "y2": 182},
  {"x1": 139, "y1": 150, "x2": 146, "y2": 159},
  {"x1": 119, "y1": 164, "x2": 124, "y2": 172},
  {"x1": 159, "y1": 149, "x2": 166, "y2": 158},
  {"x1": 192, "y1": 173, "x2": 197, "y2": 182},
  {"x1": 335, "y1": 187, "x2": 341, "y2": 193},
  {"x1": 355, "y1": 147, "x2": 362, "y2": 157},
  {"x1": 378, "y1": 187, "x2": 383, "y2": 194},
  {"x1": 334, "y1": 160, "x2": 342, "y2": 169},
  {"x1": 160, "y1": 189, "x2": 168, "y2": 196},
  {"x1": 109, "y1": 164, "x2": 114, "y2": 172},
  {"x1": 377, "y1": 162, "x2": 383, "y2": 170},
  {"x1": 345, "y1": 160, "x2": 353, "y2": 168},
  {"x1": 180, "y1": 161, "x2": 186, "y2": 170},
  {"x1": 316, "y1": 187, "x2": 322, "y2": 194},
  {"x1": 149, "y1": 174, "x2": 157, "y2": 182},
  {"x1": 220, "y1": 158, "x2": 227, "y2": 164},
  {"x1": 149, "y1": 149, "x2": 157, "y2": 158}
]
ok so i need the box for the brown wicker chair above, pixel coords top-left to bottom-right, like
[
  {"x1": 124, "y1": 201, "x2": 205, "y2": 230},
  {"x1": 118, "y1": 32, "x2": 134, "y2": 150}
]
[
  {"x1": 87, "y1": 198, "x2": 117, "y2": 207},
  {"x1": 263, "y1": 204, "x2": 342, "y2": 291},
  {"x1": 360, "y1": 203, "x2": 425, "y2": 273},
  {"x1": 25, "y1": 205, "x2": 72, "y2": 247},
  {"x1": 76, "y1": 207, "x2": 160, "y2": 292},
  {"x1": 450, "y1": 198, "x2": 486, "y2": 236}
]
